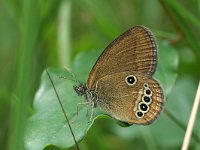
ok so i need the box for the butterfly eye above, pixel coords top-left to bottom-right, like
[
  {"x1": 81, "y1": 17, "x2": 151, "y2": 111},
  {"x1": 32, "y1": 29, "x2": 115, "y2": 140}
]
[
  {"x1": 135, "y1": 110, "x2": 144, "y2": 118},
  {"x1": 125, "y1": 75, "x2": 137, "y2": 86}
]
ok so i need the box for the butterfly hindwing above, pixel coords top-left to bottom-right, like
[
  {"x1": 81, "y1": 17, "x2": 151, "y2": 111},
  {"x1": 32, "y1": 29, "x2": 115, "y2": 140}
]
[{"x1": 95, "y1": 71, "x2": 164, "y2": 125}]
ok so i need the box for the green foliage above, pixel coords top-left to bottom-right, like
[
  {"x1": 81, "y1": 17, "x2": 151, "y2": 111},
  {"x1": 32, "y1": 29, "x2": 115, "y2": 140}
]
[{"x1": 25, "y1": 41, "x2": 178, "y2": 149}]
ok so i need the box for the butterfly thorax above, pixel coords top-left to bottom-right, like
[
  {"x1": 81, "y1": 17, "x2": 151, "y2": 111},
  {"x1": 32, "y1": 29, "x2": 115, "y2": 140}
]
[{"x1": 73, "y1": 83, "x2": 98, "y2": 107}]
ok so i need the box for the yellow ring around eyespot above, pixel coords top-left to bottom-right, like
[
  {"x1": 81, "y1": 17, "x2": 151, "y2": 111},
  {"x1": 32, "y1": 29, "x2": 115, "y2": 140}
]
[{"x1": 125, "y1": 75, "x2": 137, "y2": 86}]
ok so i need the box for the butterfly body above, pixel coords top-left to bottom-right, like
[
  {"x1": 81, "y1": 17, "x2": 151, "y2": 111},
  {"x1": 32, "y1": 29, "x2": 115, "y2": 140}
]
[{"x1": 74, "y1": 26, "x2": 164, "y2": 125}]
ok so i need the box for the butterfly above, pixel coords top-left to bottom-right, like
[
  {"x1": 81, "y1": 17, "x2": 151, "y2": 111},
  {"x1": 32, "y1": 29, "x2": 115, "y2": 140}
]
[{"x1": 74, "y1": 25, "x2": 164, "y2": 125}]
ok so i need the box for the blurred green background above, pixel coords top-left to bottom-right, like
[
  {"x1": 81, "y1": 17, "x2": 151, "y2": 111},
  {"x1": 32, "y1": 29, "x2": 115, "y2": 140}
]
[{"x1": 0, "y1": 0, "x2": 200, "y2": 150}]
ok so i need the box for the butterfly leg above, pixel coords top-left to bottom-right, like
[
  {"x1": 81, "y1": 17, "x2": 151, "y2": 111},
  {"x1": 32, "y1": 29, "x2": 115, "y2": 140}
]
[
  {"x1": 76, "y1": 102, "x2": 90, "y2": 115},
  {"x1": 71, "y1": 102, "x2": 90, "y2": 123},
  {"x1": 85, "y1": 103, "x2": 89, "y2": 116},
  {"x1": 88, "y1": 101, "x2": 95, "y2": 123}
]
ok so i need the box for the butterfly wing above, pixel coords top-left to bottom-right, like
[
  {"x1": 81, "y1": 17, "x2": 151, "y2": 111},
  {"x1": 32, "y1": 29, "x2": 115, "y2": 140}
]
[
  {"x1": 87, "y1": 26, "x2": 157, "y2": 89},
  {"x1": 95, "y1": 72, "x2": 164, "y2": 125}
]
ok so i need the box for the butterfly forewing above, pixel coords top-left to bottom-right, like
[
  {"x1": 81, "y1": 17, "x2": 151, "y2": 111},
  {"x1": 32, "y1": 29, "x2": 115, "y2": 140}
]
[{"x1": 87, "y1": 26, "x2": 157, "y2": 89}]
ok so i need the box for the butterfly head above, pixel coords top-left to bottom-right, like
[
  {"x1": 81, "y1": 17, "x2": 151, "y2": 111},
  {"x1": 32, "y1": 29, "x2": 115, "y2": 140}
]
[{"x1": 73, "y1": 83, "x2": 87, "y2": 96}]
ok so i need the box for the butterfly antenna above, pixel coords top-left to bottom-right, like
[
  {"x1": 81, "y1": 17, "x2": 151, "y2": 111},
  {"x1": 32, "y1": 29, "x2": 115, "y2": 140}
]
[
  {"x1": 64, "y1": 66, "x2": 76, "y2": 78},
  {"x1": 59, "y1": 66, "x2": 80, "y2": 84},
  {"x1": 46, "y1": 69, "x2": 80, "y2": 150}
]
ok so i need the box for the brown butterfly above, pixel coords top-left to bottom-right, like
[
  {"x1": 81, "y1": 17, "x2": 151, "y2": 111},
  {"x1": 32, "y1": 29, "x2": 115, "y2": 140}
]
[{"x1": 74, "y1": 25, "x2": 164, "y2": 125}]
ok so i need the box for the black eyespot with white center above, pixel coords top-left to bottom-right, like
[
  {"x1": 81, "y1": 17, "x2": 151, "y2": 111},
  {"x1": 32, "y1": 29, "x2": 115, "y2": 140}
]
[
  {"x1": 145, "y1": 89, "x2": 151, "y2": 95},
  {"x1": 138, "y1": 102, "x2": 149, "y2": 113},
  {"x1": 135, "y1": 110, "x2": 144, "y2": 118},
  {"x1": 125, "y1": 75, "x2": 137, "y2": 86},
  {"x1": 142, "y1": 96, "x2": 151, "y2": 104}
]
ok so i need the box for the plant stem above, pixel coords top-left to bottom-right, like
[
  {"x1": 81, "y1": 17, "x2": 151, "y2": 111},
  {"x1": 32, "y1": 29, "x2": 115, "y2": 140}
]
[
  {"x1": 8, "y1": 0, "x2": 39, "y2": 150},
  {"x1": 182, "y1": 81, "x2": 200, "y2": 150},
  {"x1": 57, "y1": 0, "x2": 72, "y2": 67}
]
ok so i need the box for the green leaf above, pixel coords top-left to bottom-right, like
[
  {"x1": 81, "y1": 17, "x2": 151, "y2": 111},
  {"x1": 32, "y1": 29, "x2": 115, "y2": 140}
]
[
  {"x1": 159, "y1": 0, "x2": 200, "y2": 62},
  {"x1": 155, "y1": 41, "x2": 179, "y2": 96},
  {"x1": 25, "y1": 68, "x2": 101, "y2": 150},
  {"x1": 25, "y1": 41, "x2": 179, "y2": 150}
]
